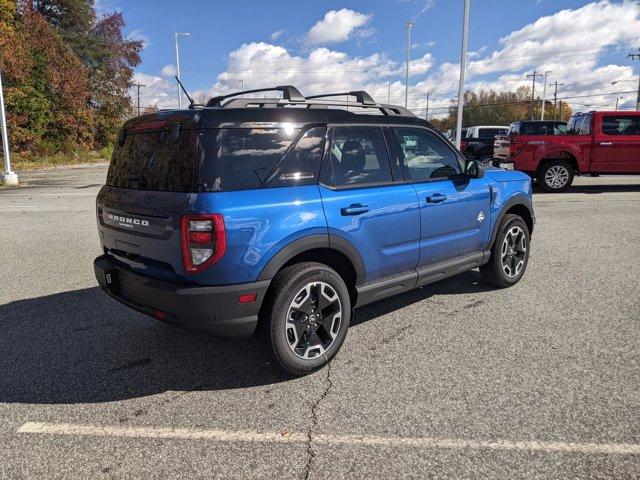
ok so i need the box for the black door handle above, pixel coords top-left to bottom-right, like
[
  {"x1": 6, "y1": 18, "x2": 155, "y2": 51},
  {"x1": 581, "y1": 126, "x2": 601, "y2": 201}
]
[
  {"x1": 426, "y1": 194, "x2": 447, "y2": 203},
  {"x1": 341, "y1": 204, "x2": 369, "y2": 216}
]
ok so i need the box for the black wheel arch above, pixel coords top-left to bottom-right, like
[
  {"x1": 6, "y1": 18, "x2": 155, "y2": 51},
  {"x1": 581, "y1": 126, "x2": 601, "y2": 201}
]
[
  {"x1": 257, "y1": 234, "x2": 366, "y2": 288},
  {"x1": 489, "y1": 196, "x2": 535, "y2": 248}
]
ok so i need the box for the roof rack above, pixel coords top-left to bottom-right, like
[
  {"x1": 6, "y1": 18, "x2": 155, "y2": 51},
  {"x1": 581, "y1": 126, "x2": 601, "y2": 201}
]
[
  {"x1": 306, "y1": 91, "x2": 376, "y2": 105},
  {"x1": 206, "y1": 85, "x2": 304, "y2": 107}
]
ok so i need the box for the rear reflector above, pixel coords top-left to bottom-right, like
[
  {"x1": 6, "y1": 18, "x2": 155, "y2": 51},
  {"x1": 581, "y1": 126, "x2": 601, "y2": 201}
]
[
  {"x1": 181, "y1": 214, "x2": 226, "y2": 274},
  {"x1": 238, "y1": 293, "x2": 257, "y2": 304},
  {"x1": 152, "y1": 309, "x2": 168, "y2": 320}
]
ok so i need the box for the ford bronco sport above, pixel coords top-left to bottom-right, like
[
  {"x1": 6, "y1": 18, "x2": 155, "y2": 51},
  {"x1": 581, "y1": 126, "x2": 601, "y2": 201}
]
[{"x1": 94, "y1": 86, "x2": 535, "y2": 376}]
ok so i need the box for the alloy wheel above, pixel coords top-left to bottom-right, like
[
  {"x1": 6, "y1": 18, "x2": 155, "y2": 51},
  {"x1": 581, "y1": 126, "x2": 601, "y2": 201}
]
[
  {"x1": 544, "y1": 165, "x2": 569, "y2": 189},
  {"x1": 285, "y1": 282, "x2": 342, "y2": 359},
  {"x1": 501, "y1": 226, "x2": 527, "y2": 278}
]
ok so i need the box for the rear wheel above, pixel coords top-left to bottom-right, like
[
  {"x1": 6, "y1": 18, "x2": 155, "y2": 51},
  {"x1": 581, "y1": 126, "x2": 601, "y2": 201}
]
[
  {"x1": 258, "y1": 262, "x2": 351, "y2": 376},
  {"x1": 537, "y1": 160, "x2": 574, "y2": 192},
  {"x1": 480, "y1": 214, "x2": 530, "y2": 288}
]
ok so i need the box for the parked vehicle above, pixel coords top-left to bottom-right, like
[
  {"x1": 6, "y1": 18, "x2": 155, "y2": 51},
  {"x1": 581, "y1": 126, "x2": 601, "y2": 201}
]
[
  {"x1": 445, "y1": 127, "x2": 468, "y2": 143},
  {"x1": 494, "y1": 121, "x2": 567, "y2": 162},
  {"x1": 499, "y1": 111, "x2": 640, "y2": 192},
  {"x1": 94, "y1": 86, "x2": 535, "y2": 375},
  {"x1": 460, "y1": 125, "x2": 509, "y2": 165}
]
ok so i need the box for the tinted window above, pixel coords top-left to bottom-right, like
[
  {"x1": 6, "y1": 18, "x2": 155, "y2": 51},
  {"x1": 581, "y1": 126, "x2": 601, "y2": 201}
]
[
  {"x1": 509, "y1": 122, "x2": 521, "y2": 135},
  {"x1": 579, "y1": 114, "x2": 592, "y2": 135},
  {"x1": 478, "y1": 128, "x2": 508, "y2": 137},
  {"x1": 324, "y1": 127, "x2": 393, "y2": 187},
  {"x1": 393, "y1": 127, "x2": 462, "y2": 181},
  {"x1": 107, "y1": 129, "x2": 199, "y2": 192},
  {"x1": 264, "y1": 127, "x2": 326, "y2": 187},
  {"x1": 602, "y1": 116, "x2": 639, "y2": 136}
]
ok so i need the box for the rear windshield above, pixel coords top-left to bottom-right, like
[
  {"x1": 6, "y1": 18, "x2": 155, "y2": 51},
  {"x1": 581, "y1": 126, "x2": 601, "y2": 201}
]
[
  {"x1": 477, "y1": 128, "x2": 508, "y2": 137},
  {"x1": 106, "y1": 126, "x2": 325, "y2": 192}
]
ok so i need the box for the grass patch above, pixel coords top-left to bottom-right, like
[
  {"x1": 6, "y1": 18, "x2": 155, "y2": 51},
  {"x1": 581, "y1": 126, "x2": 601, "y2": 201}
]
[{"x1": 12, "y1": 149, "x2": 110, "y2": 171}]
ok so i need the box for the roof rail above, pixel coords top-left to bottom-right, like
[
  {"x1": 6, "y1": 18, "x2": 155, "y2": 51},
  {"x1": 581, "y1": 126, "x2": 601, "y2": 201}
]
[
  {"x1": 306, "y1": 91, "x2": 376, "y2": 105},
  {"x1": 206, "y1": 85, "x2": 304, "y2": 107}
]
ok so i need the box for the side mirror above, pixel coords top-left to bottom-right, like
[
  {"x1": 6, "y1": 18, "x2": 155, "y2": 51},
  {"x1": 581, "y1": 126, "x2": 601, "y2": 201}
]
[{"x1": 465, "y1": 159, "x2": 485, "y2": 179}]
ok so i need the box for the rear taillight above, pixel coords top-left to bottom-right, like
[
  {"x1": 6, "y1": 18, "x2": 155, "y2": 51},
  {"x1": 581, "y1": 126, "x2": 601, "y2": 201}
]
[
  {"x1": 181, "y1": 214, "x2": 226, "y2": 274},
  {"x1": 460, "y1": 140, "x2": 468, "y2": 151}
]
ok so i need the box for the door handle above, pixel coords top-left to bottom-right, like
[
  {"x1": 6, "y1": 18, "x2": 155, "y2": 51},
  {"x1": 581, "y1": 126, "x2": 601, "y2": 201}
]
[
  {"x1": 600, "y1": 142, "x2": 612, "y2": 146},
  {"x1": 426, "y1": 194, "x2": 447, "y2": 203},
  {"x1": 341, "y1": 204, "x2": 369, "y2": 216}
]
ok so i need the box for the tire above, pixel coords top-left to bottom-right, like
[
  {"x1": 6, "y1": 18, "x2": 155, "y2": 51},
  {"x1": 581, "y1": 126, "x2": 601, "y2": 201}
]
[
  {"x1": 480, "y1": 214, "x2": 530, "y2": 288},
  {"x1": 258, "y1": 262, "x2": 351, "y2": 376},
  {"x1": 537, "y1": 160, "x2": 574, "y2": 192},
  {"x1": 479, "y1": 155, "x2": 495, "y2": 167}
]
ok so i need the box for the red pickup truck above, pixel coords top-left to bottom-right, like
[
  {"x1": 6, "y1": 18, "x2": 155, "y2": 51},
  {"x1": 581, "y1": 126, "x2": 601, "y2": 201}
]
[{"x1": 496, "y1": 111, "x2": 640, "y2": 192}]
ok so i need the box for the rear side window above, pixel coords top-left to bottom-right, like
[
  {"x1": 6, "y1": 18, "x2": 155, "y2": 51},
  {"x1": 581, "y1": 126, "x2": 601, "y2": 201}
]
[
  {"x1": 200, "y1": 128, "x2": 297, "y2": 191},
  {"x1": 107, "y1": 129, "x2": 199, "y2": 192},
  {"x1": 602, "y1": 116, "x2": 639, "y2": 136},
  {"x1": 264, "y1": 127, "x2": 326, "y2": 187},
  {"x1": 324, "y1": 126, "x2": 393, "y2": 187}
]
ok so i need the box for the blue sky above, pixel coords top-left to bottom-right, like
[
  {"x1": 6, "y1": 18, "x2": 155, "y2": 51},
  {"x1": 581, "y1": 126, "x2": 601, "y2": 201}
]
[{"x1": 107, "y1": 0, "x2": 640, "y2": 116}]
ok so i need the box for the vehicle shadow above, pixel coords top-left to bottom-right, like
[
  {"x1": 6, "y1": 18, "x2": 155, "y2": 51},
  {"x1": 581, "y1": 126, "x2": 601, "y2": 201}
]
[{"x1": 0, "y1": 271, "x2": 491, "y2": 405}]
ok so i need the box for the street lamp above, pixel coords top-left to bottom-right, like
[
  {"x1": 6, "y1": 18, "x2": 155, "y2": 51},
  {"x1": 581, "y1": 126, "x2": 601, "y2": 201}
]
[
  {"x1": 455, "y1": 0, "x2": 470, "y2": 150},
  {"x1": 615, "y1": 96, "x2": 624, "y2": 111},
  {"x1": 174, "y1": 32, "x2": 190, "y2": 109},
  {"x1": 425, "y1": 91, "x2": 431, "y2": 120},
  {"x1": 404, "y1": 21, "x2": 413, "y2": 109}
]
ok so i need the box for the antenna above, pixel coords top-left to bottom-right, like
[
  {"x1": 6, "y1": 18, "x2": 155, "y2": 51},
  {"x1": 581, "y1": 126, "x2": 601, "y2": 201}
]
[{"x1": 174, "y1": 76, "x2": 195, "y2": 108}]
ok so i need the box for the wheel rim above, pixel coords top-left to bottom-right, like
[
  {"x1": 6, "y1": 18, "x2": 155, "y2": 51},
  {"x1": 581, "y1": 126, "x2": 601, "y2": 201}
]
[
  {"x1": 501, "y1": 226, "x2": 527, "y2": 278},
  {"x1": 285, "y1": 282, "x2": 342, "y2": 359},
  {"x1": 544, "y1": 165, "x2": 569, "y2": 189}
]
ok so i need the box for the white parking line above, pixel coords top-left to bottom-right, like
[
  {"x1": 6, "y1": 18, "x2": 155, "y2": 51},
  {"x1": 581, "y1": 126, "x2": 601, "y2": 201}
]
[{"x1": 17, "y1": 422, "x2": 640, "y2": 455}]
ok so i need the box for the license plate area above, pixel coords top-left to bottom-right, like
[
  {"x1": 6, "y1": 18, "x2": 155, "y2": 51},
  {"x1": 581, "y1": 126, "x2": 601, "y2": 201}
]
[{"x1": 104, "y1": 268, "x2": 120, "y2": 294}]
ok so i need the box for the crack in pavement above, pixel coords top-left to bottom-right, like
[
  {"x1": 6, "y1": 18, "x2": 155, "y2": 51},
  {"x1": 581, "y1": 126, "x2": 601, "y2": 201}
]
[{"x1": 303, "y1": 361, "x2": 333, "y2": 480}]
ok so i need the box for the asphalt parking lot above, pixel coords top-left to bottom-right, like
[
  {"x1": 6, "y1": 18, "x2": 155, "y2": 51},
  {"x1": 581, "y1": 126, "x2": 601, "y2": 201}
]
[{"x1": 1, "y1": 163, "x2": 639, "y2": 479}]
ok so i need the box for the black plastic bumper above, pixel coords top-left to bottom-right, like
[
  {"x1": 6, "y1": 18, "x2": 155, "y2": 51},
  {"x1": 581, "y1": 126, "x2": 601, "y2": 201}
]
[{"x1": 94, "y1": 255, "x2": 270, "y2": 338}]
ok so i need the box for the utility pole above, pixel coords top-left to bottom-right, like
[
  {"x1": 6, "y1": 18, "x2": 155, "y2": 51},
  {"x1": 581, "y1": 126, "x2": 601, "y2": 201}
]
[
  {"x1": 136, "y1": 83, "x2": 146, "y2": 117},
  {"x1": 404, "y1": 21, "x2": 413, "y2": 108},
  {"x1": 550, "y1": 81, "x2": 563, "y2": 120},
  {"x1": 0, "y1": 69, "x2": 17, "y2": 186},
  {"x1": 526, "y1": 70, "x2": 544, "y2": 120},
  {"x1": 615, "y1": 96, "x2": 622, "y2": 111},
  {"x1": 425, "y1": 91, "x2": 431, "y2": 120},
  {"x1": 627, "y1": 51, "x2": 640, "y2": 111},
  {"x1": 174, "y1": 32, "x2": 190, "y2": 109},
  {"x1": 455, "y1": 0, "x2": 470, "y2": 150},
  {"x1": 540, "y1": 70, "x2": 551, "y2": 120}
]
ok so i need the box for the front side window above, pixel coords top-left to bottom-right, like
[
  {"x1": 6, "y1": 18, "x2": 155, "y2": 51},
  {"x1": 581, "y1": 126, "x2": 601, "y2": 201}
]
[
  {"x1": 324, "y1": 126, "x2": 393, "y2": 187},
  {"x1": 602, "y1": 116, "x2": 639, "y2": 136},
  {"x1": 393, "y1": 127, "x2": 462, "y2": 181}
]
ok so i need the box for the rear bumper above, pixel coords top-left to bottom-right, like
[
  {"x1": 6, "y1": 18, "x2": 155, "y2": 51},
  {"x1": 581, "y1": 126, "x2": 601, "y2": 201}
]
[{"x1": 94, "y1": 255, "x2": 270, "y2": 338}]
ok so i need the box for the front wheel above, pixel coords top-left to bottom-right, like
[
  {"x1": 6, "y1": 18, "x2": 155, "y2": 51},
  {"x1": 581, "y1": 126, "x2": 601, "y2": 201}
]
[
  {"x1": 537, "y1": 160, "x2": 574, "y2": 192},
  {"x1": 480, "y1": 214, "x2": 530, "y2": 288},
  {"x1": 258, "y1": 262, "x2": 351, "y2": 376}
]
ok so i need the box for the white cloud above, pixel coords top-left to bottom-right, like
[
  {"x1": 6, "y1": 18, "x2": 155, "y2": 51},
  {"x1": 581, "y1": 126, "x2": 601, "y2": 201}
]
[
  {"x1": 132, "y1": 2, "x2": 640, "y2": 117},
  {"x1": 305, "y1": 9, "x2": 372, "y2": 46},
  {"x1": 161, "y1": 65, "x2": 177, "y2": 77},
  {"x1": 127, "y1": 29, "x2": 150, "y2": 49},
  {"x1": 270, "y1": 29, "x2": 285, "y2": 41}
]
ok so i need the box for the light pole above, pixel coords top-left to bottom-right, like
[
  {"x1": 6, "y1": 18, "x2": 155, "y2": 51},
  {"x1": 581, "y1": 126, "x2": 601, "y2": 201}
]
[
  {"x1": 615, "y1": 96, "x2": 623, "y2": 111},
  {"x1": 387, "y1": 76, "x2": 391, "y2": 104},
  {"x1": 540, "y1": 70, "x2": 551, "y2": 120},
  {"x1": 455, "y1": 0, "x2": 470, "y2": 150},
  {"x1": 136, "y1": 83, "x2": 146, "y2": 116},
  {"x1": 0, "y1": 69, "x2": 17, "y2": 186},
  {"x1": 404, "y1": 21, "x2": 413, "y2": 109},
  {"x1": 174, "y1": 32, "x2": 190, "y2": 109},
  {"x1": 425, "y1": 91, "x2": 431, "y2": 120}
]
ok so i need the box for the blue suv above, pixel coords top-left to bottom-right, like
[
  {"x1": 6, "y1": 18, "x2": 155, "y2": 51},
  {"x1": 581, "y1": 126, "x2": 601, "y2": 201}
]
[{"x1": 94, "y1": 86, "x2": 534, "y2": 375}]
